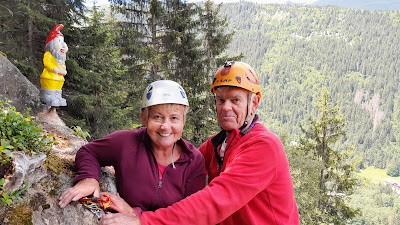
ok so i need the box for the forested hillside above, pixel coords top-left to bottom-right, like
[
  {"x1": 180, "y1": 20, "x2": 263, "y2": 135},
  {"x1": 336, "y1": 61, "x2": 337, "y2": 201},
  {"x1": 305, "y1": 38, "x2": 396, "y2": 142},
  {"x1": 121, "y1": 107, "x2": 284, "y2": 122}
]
[
  {"x1": 312, "y1": 0, "x2": 400, "y2": 10},
  {"x1": 220, "y1": 3, "x2": 400, "y2": 170}
]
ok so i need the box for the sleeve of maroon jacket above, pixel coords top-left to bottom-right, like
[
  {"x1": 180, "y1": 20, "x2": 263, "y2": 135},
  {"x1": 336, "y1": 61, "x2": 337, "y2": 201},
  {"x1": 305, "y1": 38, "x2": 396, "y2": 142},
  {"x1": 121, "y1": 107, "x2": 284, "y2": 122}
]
[
  {"x1": 73, "y1": 130, "x2": 127, "y2": 184},
  {"x1": 139, "y1": 134, "x2": 284, "y2": 225}
]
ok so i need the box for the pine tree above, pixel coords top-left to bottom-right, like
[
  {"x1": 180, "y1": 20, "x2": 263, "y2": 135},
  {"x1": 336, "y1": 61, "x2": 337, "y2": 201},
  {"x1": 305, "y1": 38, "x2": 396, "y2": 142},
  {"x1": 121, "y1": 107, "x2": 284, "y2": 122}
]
[
  {"x1": 65, "y1": 5, "x2": 143, "y2": 139},
  {"x1": 188, "y1": 0, "x2": 241, "y2": 145},
  {"x1": 297, "y1": 89, "x2": 360, "y2": 224},
  {"x1": 160, "y1": 0, "x2": 209, "y2": 146},
  {"x1": 110, "y1": 0, "x2": 156, "y2": 79},
  {"x1": 286, "y1": 135, "x2": 322, "y2": 225}
]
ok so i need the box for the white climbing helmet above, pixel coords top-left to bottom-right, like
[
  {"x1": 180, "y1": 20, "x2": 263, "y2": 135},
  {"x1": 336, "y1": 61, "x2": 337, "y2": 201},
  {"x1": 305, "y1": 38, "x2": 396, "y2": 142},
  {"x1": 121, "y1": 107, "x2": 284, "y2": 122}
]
[{"x1": 141, "y1": 80, "x2": 189, "y2": 108}]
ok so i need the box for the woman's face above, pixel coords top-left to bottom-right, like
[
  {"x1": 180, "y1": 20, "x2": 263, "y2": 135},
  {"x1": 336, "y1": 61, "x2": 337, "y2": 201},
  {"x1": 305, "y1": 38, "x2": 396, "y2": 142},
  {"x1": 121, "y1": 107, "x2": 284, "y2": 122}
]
[{"x1": 141, "y1": 104, "x2": 186, "y2": 150}]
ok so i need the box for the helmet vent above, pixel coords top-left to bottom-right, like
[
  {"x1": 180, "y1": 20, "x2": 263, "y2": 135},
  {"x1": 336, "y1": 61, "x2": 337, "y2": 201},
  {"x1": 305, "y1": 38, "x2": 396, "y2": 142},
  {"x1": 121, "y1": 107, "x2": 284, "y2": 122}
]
[
  {"x1": 224, "y1": 60, "x2": 235, "y2": 67},
  {"x1": 146, "y1": 86, "x2": 153, "y2": 100}
]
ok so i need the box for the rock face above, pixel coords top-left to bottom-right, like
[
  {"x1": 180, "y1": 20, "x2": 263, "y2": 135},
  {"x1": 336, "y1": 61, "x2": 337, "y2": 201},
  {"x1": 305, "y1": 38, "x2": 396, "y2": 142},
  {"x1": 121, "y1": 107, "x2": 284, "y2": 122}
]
[
  {"x1": 0, "y1": 54, "x2": 46, "y2": 116},
  {"x1": 0, "y1": 54, "x2": 117, "y2": 224},
  {"x1": 0, "y1": 121, "x2": 118, "y2": 225}
]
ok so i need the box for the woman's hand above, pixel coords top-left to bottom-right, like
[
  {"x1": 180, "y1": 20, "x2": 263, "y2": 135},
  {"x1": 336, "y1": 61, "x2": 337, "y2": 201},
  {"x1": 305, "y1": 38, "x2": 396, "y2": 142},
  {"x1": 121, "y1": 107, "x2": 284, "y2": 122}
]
[
  {"x1": 99, "y1": 213, "x2": 141, "y2": 225},
  {"x1": 102, "y1": 192, "x2": 136, "y2": 216},
  {"x1": 59, "y1": 178, "x2": 100, "y2": 208}
]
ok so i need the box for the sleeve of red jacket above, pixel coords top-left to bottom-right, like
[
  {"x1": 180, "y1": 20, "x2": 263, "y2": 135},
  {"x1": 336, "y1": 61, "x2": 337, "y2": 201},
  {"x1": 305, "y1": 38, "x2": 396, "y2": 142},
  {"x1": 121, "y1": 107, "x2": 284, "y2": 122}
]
[
  {"x1": 183, "y1": 150, "x2": 206, "y2": 197},
  {"x1": 73, "y1": 130, "x2": 126, "y2": 184},
  {"x1": 140, "y1": 134, "x2": 283, "y2": 225},
  {"x1": 198, "y1": 135, "x2": 214, "y2": 174}
]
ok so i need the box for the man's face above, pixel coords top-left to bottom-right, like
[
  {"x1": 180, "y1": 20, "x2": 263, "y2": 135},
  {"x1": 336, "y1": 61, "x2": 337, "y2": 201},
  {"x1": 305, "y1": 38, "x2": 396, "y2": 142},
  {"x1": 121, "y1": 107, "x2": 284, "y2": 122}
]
[{"x1": 215, "y1": 87, "x2": 249, "y2": 131}]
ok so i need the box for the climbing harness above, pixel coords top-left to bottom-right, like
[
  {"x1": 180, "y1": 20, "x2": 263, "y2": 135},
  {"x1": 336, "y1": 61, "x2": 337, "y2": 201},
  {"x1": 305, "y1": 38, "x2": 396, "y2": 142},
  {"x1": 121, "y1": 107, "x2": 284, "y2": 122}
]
[{"x1": 79, "y1": 194, "x2": 111, "y2": 220}]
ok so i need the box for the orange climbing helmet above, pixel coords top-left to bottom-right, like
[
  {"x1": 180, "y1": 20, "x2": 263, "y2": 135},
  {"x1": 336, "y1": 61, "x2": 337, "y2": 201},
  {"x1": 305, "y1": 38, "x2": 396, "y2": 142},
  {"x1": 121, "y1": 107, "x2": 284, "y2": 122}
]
[{"x1": 210, "y1": 61, "x2": 261, "y2": 97}]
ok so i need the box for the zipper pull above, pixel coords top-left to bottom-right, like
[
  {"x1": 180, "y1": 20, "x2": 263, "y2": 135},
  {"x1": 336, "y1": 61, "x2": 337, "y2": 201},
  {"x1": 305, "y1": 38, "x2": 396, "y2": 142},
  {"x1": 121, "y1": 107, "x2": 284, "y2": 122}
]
[{"x1": 158, "y1": 180, "x2": 162, "y2": 189}]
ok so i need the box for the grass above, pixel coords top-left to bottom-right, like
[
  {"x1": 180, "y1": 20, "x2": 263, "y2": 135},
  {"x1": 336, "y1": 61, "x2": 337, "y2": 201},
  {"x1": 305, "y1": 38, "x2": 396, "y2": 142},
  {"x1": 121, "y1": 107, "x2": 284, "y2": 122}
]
[{"x1": 356, "y1": 167, "x2": 400, "y2": 183}]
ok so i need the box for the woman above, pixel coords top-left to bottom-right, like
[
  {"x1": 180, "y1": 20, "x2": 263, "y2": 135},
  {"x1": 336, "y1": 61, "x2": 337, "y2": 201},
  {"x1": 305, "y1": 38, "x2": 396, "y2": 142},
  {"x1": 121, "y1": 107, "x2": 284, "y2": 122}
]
[{"x1": 59, "y1": 80, "x2": 206, "y2": 216}]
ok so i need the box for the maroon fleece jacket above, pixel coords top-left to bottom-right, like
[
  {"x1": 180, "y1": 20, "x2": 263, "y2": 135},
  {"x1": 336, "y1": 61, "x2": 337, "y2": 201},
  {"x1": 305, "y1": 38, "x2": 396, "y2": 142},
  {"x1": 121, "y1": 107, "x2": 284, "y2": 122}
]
[{"x1": 73, "y1": 127, "x2": 206, "y2": 215}]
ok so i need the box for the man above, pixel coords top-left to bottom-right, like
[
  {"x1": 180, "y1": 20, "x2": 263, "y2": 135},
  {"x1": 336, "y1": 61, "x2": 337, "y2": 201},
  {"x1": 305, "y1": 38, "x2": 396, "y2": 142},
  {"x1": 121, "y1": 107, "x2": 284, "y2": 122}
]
[
  {"x1": 40, "y1": 24, "x2": 68, "y2": 107},
  {"x1": 99, "y1": 61, "x2": 299, "y2": 225}
]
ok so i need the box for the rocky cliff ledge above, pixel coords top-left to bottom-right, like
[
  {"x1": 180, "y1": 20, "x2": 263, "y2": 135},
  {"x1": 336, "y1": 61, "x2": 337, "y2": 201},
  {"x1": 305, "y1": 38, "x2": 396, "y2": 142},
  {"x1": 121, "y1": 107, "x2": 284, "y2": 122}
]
[{"x1": 0, "y1": 54, "x2": 116, "y2": 224}]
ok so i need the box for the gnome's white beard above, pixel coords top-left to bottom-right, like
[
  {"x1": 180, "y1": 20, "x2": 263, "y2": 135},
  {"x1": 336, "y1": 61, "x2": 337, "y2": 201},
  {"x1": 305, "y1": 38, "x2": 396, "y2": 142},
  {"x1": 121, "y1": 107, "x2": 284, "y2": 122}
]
[
  {"x1": 50, "y1": 49, "x2": 66, "y2": 66},
  {"x1": 45, "y1": 41, "x2": 67, "y2": 66}
]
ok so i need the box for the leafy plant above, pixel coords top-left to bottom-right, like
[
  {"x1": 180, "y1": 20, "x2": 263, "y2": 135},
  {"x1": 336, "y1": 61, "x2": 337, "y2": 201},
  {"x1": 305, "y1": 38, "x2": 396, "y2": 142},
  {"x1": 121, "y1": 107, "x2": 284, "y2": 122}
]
[
  {"x1": 0, "y1": 179, "x2": 28, "y2": 206},
  {"x1": 0, "y1": 139, "x2": 15, "y2": 165},
  {"x1": 0, "y1": 100, "x2": 54, "y2": 206},
  {"x1": 71, "y1": 126, "x2": 90, "y2": 141},
  {"x1": 0, "y1": 100, "x2": 55, "y2": 161}
]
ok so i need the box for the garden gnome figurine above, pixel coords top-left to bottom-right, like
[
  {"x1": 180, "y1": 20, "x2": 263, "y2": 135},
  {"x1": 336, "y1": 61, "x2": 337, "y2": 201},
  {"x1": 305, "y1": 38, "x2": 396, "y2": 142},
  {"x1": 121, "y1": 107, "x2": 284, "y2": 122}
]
[
  {"x1": 38, "y1": 24, "x2": 68, "y2": 126},
  {"x1": 40, "y1": 24, "x2": 68, "y2": 106}
]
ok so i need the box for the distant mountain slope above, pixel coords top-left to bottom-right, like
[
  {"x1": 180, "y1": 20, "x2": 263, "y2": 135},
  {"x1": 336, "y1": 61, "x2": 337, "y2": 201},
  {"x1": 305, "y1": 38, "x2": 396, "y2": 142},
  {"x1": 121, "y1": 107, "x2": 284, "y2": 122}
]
[
  {"x1": 220, "y1": 2, "x2": 400, "y2": 168},
  {"x1": 312, "y1": 0, "x2": 400, "y2": 10}
]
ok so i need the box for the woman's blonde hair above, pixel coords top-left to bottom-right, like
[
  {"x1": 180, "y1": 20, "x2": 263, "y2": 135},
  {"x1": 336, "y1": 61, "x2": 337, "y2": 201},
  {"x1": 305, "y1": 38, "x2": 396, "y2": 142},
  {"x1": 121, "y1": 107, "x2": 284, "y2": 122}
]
[{"x1": 141, "y1": 103, "x2": 189, "y2": 124}]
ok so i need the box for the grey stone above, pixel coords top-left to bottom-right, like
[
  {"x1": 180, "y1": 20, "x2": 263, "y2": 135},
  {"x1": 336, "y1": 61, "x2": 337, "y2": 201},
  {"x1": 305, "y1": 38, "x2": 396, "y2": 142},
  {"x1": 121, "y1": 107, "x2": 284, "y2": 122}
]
[
  {"x1": 0, "y1": 54, "x2": 46, "y2": 115},
  {"x1": 3, "y1": 151, "x2": 47, "y2": 193}
]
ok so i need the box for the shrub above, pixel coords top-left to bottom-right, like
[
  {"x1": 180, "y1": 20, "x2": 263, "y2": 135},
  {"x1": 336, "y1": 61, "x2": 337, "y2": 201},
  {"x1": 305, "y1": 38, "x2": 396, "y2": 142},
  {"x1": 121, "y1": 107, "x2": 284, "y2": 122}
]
[
  {"x1": 387, "y1": 164, "x2": 400, "y2": 177},
  {"x1": 71, "y1": 126, "x2": 90, "y2": 141},
  {"x1": 0, "y1": 100, "x2": 55, "y2": 164},
  {"x1": 0, "y1": 100, "x2": 55, "y2": 206}
]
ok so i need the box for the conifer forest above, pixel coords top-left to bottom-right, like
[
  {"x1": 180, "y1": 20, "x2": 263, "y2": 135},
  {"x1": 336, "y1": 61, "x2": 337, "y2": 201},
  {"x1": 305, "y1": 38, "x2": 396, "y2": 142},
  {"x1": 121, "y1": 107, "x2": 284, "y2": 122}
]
[{"x1": 1, "y1": 0, "x2": 400, "y2": 224}]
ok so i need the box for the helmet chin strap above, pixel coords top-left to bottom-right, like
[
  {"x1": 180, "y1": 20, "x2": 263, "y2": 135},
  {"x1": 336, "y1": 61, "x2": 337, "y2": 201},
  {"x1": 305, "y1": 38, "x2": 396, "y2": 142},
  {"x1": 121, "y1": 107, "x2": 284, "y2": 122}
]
[{"x1": 239, "y1": 93, "x2": 256, "y2": 131}]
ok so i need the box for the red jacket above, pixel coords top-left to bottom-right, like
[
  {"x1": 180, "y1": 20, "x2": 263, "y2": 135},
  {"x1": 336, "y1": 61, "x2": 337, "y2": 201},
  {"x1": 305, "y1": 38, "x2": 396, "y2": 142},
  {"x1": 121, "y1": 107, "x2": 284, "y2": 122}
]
[
  {"x1": 74, "y1": 128, "x2": 206, "y2": 215},
  {"x1": 140, "y1": 119, "x2": 299, "y2": 224}
]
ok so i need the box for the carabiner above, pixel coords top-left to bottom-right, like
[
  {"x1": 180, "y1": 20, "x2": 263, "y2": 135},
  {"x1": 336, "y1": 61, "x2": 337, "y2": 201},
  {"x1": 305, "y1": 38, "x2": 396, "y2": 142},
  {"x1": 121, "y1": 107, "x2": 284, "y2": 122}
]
[{"x1": 79, "y1": 194, "x2": 111, "y2": 209}]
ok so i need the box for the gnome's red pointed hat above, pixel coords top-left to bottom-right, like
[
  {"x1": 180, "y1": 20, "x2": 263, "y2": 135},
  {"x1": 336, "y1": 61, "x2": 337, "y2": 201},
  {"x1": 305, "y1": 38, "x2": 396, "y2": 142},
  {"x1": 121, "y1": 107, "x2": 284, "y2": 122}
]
[{"x1": 45, "y1": 24, "x2": 64, "y2": 48}]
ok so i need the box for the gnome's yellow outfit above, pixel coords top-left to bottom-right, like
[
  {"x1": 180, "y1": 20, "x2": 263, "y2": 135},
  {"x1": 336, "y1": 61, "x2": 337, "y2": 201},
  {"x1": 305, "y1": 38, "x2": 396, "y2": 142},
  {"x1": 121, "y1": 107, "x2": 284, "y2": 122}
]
[
  {"x1": 40, "y1": 51, "x2": 67, "y2": 106},
  {"x1": 40, "y1": 51, "x2": 65, "y2": 90}
]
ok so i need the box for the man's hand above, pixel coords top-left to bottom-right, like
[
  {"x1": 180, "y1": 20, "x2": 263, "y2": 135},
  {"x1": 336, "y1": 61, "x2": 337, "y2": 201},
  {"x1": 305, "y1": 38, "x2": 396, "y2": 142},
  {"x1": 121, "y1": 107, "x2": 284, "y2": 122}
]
[
  {"x1": 101, "y1": 192, "x2": 136, "y2": 216},
  {"x1": 59, "y1": 178, "x2": 100, "y2": 208},
  {"x1": 99, "y1": 213, "x2": 141, "y2": 225}
]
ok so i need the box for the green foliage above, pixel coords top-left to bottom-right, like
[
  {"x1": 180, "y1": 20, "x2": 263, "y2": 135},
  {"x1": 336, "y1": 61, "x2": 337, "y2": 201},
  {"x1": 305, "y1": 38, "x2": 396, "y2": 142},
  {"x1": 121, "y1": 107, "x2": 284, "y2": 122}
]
[
  {"x1": 0, "y1": 101, "x2": 54, "y2": 207},
  {"x1": 387, "y1": 164, "x2": 400, "y2": 177},
  {"x1": 0, "y1": 179, "x2": 28, "y2": 206},
  {"x1": 0, "y1": 139, "x2": 15, "y2": 165},
  {"x1": 347, "y1": 182, "x2": 400, "y2": 225},
  {"x1": 292, "y1": 90, "x2": 360, "y2": 225},
  {"x1": 0, "y1": 100, "x2": 55, "y2": 162},
  {"x1": 313, "y1": 0, "x2": 400, "y2": 10},
  {"x1": 70, "y1": 126, "x2": 90, "y2": 141},
  {"x1": 65, "y1": 6, "x2": 141, "y2": 140},
  {"x1": 285, "y1": 136, "x2": 322, "y2": 225},
  {"x1": 357, "y1": 167, "x2": 400, "y2": 183},
  {"x1": 220, "y1": 2, "x2": 400, "y2": 171}
]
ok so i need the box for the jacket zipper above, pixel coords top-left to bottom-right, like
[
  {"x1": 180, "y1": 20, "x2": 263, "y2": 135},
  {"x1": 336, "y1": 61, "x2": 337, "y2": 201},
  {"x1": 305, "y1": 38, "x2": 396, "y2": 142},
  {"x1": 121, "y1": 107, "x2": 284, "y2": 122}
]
[
  {"x1": 153, "y1": 150, "x2": 185, "y2": 207},
  {"x1": 218, "y1": 133, "x2": 236, "y2": 175},
  {"x1": 156, "y1": 179, "x2": 162, "y2": 206}
]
